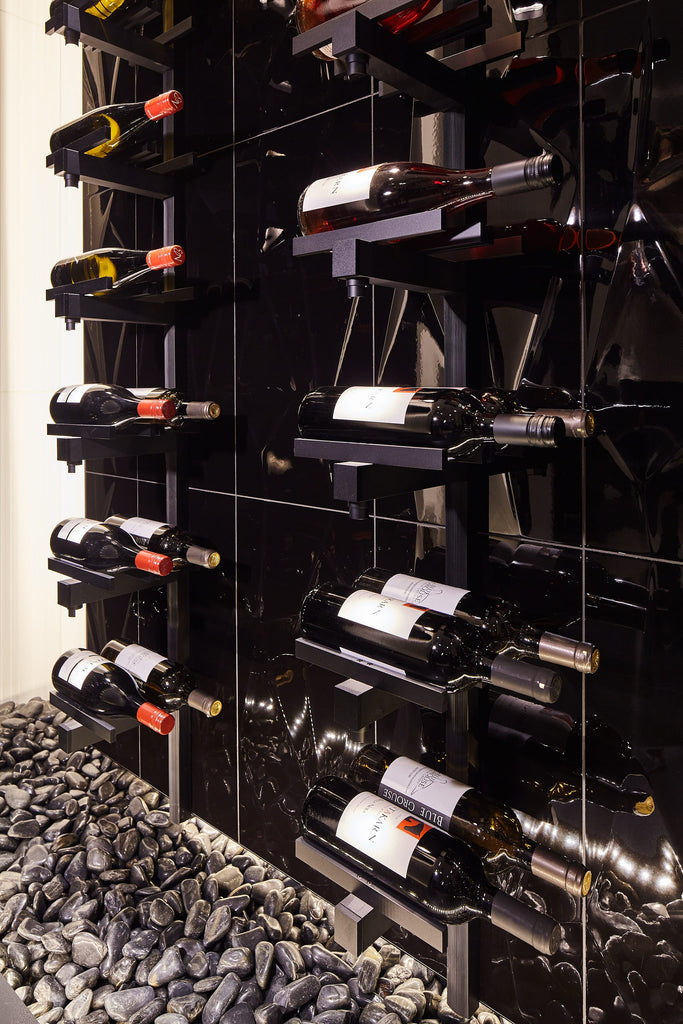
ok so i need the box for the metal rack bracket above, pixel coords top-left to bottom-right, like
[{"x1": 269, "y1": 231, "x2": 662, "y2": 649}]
[
  {"x1": 46, "y1": 283, "x2": 192, "y2": 330},
  {"x1": 333, "y1": 460, "x2": 446, "y2": 517},
  {"x1": 54, "y1": 432, "x2": 177, "y2": 471},
  {"x1": 334, "y1": 678, "x2": 406, "y2": 731},
  {"x1": 45, "y1": 3, "x2": 191, "y2": 72},
  {"x1": 49, "y1": 557, "x2": 173, "y2": 614},
  {"x1": 46, "y1": 147, "x2": 186, "y2": 197},
  {"x1": 296, "y1": 636, "x2": 452, "y2": 712},
  {"x1": 50, "y1": 691, "x2": 141, "y2": 750}
]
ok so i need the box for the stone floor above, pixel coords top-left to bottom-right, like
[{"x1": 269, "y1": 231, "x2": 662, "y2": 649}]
[{"x1": 0, "y1": 698, "x2": 485, "y2": 1024}]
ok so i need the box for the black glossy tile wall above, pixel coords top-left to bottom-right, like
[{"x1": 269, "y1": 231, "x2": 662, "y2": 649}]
[{"x1": 74, "y1": 0, "x2": 683, "y2": 1022}]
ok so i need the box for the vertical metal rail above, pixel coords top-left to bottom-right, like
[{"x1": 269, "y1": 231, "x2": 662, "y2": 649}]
[
  {"x1": 442, "y1": 105, "x2": 479, "y2": 1022},
  {"x1": 161, "y1": 0, "x2": 189, "y2": 823}
]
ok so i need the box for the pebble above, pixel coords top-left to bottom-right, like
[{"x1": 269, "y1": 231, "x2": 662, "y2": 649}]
[
  {"x1": 202, "y1": 971, "x2": 242, "y2": 1024},
  {"x1": 103, "y1": 984, "x2": 155, "y2": 1021},
  {"x1": 71, "y1": 932, "x2": 107, "y2": 967}
]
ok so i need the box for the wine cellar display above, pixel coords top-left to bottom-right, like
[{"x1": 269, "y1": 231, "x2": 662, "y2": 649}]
[{"x1": 30, "y1": 0, "x2": 683, "y2": 1023}]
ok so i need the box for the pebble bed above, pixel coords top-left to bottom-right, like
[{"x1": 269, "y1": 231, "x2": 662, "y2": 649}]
[{"x1": 0, "y1": 699, "x2": 470, "y2": 1024}]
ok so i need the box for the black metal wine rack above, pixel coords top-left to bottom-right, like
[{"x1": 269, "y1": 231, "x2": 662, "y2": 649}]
[{"x1": 45, "y1": 4, "x2": 192, "y2": 821}]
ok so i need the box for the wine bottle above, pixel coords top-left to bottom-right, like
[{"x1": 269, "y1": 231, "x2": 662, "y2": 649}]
[
  {"x1": 354, "y1": 567, "x2": 599, "y2": 675},
  {"x1": 104, "y1": 515, "x2": 220, "y2": 569},
  {"x1": 49, "y1": 90, "x2": 184, "y2": 159},
  {"x1": 488, "y1": 693, "x2": 651, "y2": 795},
  {"x1": 100, "y1": 639, "x2": 222, "y2": 718},
  {"x1": 50, "y1": 384, "x2": 178, "y2": 427},
  {"x1": 302, "y1": 776, "x2": 561, "y2": 954},
  {"x1": 300, "y1": 583, "x2": 562, "y2": 702},
  {"x1": 52, "y1": 649, "x2": 175, "y2": 735},
  {"x1": 294, "y1": 0, "x2": 439, "y2": 61},
  {"x1": 348, "y1": 744, "x2": 591, "y2": 897},
  {"x1": 297, "y1": 152, "x2": 561, "y2": 235},
  {"x1": 50, "y1": 518, "x2": 173, "y2": 576},
  {"x1": 298, "y1": 386, "x2": 564, "y2": 451},
  {"x1": 483, "y1": 721, "x2": 655, "y2": 817},
  {"x1": 488, "y1": 539, "x2": 656, "y2": 631},
  {"x1": 50, "y1": 245, "x2": 185, "y2": 293},
  {"x1": 126, "y1": 388, "x2": 221, "y2": 421}
]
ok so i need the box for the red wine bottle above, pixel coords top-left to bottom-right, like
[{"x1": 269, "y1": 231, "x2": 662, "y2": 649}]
[
  {"x1": 300, "y1": 583, "x2": 562, "y2": 702},
  {"x1": 294, "y1": 0, "x2": 439, "y2": 61},
  {"x1": 104, "y1": 515, "x2": 220, "y2": 569},
  {"x1": 50, "y1": 518, "x2": 173, "y2": 576},
  {"x1": 354, "y1": 567, "x2": 599, "y2": 674},
  {"x1": 298, "y1": 386, "x2": 564, "y2": 451},
  {"x1": 100, "y1": 639, "x2": 222, "y2": 717},
  {"x1": 348, "y1": 743, "x2": 591, "y2": 897},
  {"x1": 297, "y1": 153, "x2": 561, "y2": 235},
  {"x1": 302, "y1": 776, "x2": 561, "y2": 953},
  {"x1": 50, "y1": 385, "x2": 178, "y2": 426},
  {"x1": 49, "y1": 90, "x2": 184, "y2": 159},
  {"x1": 50, "y1": 245, "x2": 185, "y2": 292},
  {"x1": 126, "y1": 388, "x2": 221, "y2": 421},
  {"x1": 52, "y1": 649, "x2": 175, "y2": 734}
]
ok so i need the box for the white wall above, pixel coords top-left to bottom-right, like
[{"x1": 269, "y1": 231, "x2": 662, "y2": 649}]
[{"x1": 0, "y1": 1, "x2": 85, "y2": 701}]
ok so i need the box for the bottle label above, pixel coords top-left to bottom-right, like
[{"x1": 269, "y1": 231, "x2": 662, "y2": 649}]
[
  {"x1": 57, "y1": 518, "x2": 99, "y2": 543},
  {"x1": 301, "y1": 167, "x2": 376, "y2": 212},
  {"x1": 338, "y1": 590, "x2": 425, "y2": 639},
  {"x1": 333, "y1": 387, "x2": 418, "y2": 425},
  {"x1": 114, "y1": 644, "x2": 165, "y2": 683},
  {"x1": 58, "y1": 652, "x2": 107, "y2": 690},
  {"x1": 381, "y1": 574, "x2": 469, "y2": 615},
  {"x1": 56, "y1": 384, "x2": 107, "y2": 403},
  {"x1": 379, "y1": 757, "x2": 471, "y2": 830},
  {"x1": 336, "y1": 791, "x2": 432, "y2": 878},
  {"x1": 117, "y1": 517, "x2": 169, "y2": 541}
]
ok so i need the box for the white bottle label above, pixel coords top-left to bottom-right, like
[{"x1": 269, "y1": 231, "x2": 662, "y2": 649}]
[
  {"x1": 57, "y1": 518, "x2": 99, "y2": 543},
  {"x1": 379, "y1": 757, "x2": 471, "y2": 830},
  {"x1": 56, "y1": 384, "x2": 107, "y2": 403},
  {"x1": 338, "y1": 590, "x2": 425, "y2": 640},
  {"x1": 114, "y1": 644, "x2": 165, "y2": 683},
  {"x1": 336, "y1": 791, "x2": 432, "y2": 878},
  {"x1": 58, "y1": 651, "x2": 107, "y2": 690},
  {"x1": 381, "y1": 574, "x2": 469, "y2": 616},
  {"x1": 301, "y1": 166, "x2": 376, "y2": 212},
  {"x1": 118, "y1": 517, "x2": 169, "y2": 541},
  {"x1": 333, "y1": 387, "x2": 418, "y2": 425}
]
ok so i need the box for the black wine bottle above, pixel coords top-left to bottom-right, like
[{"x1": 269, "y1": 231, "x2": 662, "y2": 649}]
[
  {"x1": 354, "y1": 567, "x2": 599, "y2": 674},
  {"x1": 348, "y1": 744, "x2": 591, "y2": 897},
  {"x1": 50, "y1": 384, "x2": 178, "y2": 427},
  {"x1": 104, "y1": 515, "x2": 220, "y2": 569},
  {"x1": 298, "y1": 386, "x2": 564, "y2": 451},
  {"x1": 297, "y1": 153, "x2": 561, "y2": 235},
  {"x1": 100, "y1": 639, "x2": 222, "y2": 718},
  {"x1": 126, "y1": 388, "x2": 221, "y2": 421},
  {"x1": 488, "y1": 693, "x2": 651, "y2": 794},
  {"x1": 50, "y1": 245, "x2": 185, "y2": 293},
  {"x1": 300, "y1": 583, "x2": 561, "y2": 702},
  {"x1": 49, "y1": 90, "x2": 184, "y2": 159},
  {"x1": 52, "y1": 649, "x2": 175, "y2": 735},
  {"x1": 483, "y1": 721, "x2": 655, "y2": 817},
  {"x1": 50, "y1": 518, "x2": 173, "y2": 576},
  {"x1": 302, "y1": 776, "x2": 560, "y2": 954}
]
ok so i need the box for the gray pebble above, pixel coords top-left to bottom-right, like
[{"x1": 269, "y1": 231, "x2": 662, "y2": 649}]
[{"x1": 103, "y1": 985, "x2": 155, "y2": 1021}]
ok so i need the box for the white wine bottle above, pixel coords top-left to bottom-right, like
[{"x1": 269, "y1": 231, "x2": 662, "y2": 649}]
[
  {"x1": 348, "y1": 743, "x2": 591, "y2": 897},
  {"x1": 101, "y1": 639, "x2": 222, "y2": 718},
  {"x1": 297, "y1": 153, "x2": 561, "y2": 234},
  {"x1": 354, "y1": 567, "x2": 599, "y2": 674},
  {"x1": 50, "y1": 245, "x2": 185, "y2": 293},
  {"x1": 105, "y1": 515, "x2": 220, "y2": 569},
  {"x1": 49, "y1": 90, "x2": 184, "y2": 159}
]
